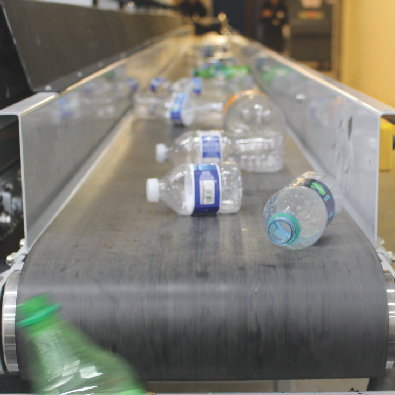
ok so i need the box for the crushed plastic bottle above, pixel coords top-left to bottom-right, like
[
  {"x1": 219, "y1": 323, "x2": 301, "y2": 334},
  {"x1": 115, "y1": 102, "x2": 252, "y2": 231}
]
[
  {"x1": 223, "y1": 90, "x2": 286, "y2": 171},
  {"x1": 149, "y1": 76, "x2": 229, "y2": 102},
  {"x1": 149, "y1": 77, "x2": 202, "y2": 96},
  {"x1": 17, "y1": 294, "x2": 145, "y2": 395},
  {"x1": 156, "y1": 129, "x2": 285, "y2": 172},
  {"x1": 263, "y1": 171, "x2": 344, "y2": 249},
  {"x1": 146, "y1": 163, "x2": 242, "y2": 215},
  {"x1": 136, "y1": 91, "x2": 225, "y2": 128}
]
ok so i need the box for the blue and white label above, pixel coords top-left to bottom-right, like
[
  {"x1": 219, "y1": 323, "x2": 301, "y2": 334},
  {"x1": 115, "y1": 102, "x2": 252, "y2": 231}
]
[
  {"x1": 298, "y1": 178, "x2": 336, "y2": 225},
  {"x1": 198, "y1": 131, "x2": 222, "y2": 164},
  {"x1": 170, "y1": 93, "x2": 188, "y2": 123},
  {"x1": 192, "y1": 164, "x2": 221, "y2": 214},
  {"x1": 192, "y1": 77, "x2": 203, "y2": 95},
  {"x1": 150, "y1": 77, "x2": 166, "y2": 92}
]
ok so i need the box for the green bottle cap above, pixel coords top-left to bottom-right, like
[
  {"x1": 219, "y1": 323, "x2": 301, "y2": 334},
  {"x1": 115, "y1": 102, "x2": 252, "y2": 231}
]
[{"x1": 17, "y1": 294, "x2": 61, "y2": 328}]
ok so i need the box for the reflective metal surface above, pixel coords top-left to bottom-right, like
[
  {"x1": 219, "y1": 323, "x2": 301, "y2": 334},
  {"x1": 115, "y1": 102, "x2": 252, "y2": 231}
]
[
  {"x1": 252, "y1": 49, "x2": 395, "y2": 246},
  {"x1": 386, "y1": 272, "x2": 395, "y2": 369},
  {"x1": 2, "y1": 270, "x2": 21, "y2": 374},
  {"x1": 0, "y1": 32, "x2": 193, "y2": 252}
]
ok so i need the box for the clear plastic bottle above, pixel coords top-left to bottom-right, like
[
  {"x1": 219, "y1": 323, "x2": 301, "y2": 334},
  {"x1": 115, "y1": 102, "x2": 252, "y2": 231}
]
[
  {"x1": 146, "y1": 163, "x2": 242, "y2": 215},
  {"x1": 149, "y1": 77, "x2": 173, "y2": 95},
  {"x1": 150, "y1": 76, "x2": 228, "y2": 102},
  {"x1": 156, "y1": 129, "x2": 284, "y2": 173},
  {"x1": 224, "y1": 90, "x2": 284, "y2": 135},
  {"x1": 134, "y1": 87, "x2": 168, "y2": 120},
  {"x1": 153, "y1": 91, "x2": 196, "y2": 126},
  {"x1": 116, "y1": 77, "x2": 139, "y2": 101},
  {"x1": 156, "y1": 130, "x2": 232, "y2": 165},
  {"x1": 134, "y1": 90, "x2": 224, "y2": 128},
  {"x1": 17, "y1": 294, "x2": 144, "y2": 395},
  {"x1": 191, "y1": 96, "x2": 225, "y2": 129},
  {"x1": 199, "y1": 77, "x2": 229, "y2": 101},
  {"x1": 149, "y1": 77, "x2": 202, "y2": 96},
  {"x1": 263, "y1": 171, "x2": 344, "y2": 249},
  {"x1": 227, "y1": 74, "x2": 254, "y2": 95},
  {"x1": 224, "y1": 90, "x2": 286, "y2": 171}
]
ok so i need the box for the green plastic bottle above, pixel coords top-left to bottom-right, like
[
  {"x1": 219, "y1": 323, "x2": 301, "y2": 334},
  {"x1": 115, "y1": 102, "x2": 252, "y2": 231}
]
[
  {"x1": 17, "y1": 295, "x2": 145, "y2": 395},
  {"x1": 194, "y1": 65, "x2": 251, "y2": 79}
]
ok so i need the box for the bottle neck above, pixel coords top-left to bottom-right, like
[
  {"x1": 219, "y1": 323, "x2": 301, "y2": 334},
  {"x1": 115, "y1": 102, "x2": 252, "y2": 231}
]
[
  {"x1": 22, "y1": 313, "x2": 62, "y2": 338},
  {"x1": 158, "y1": 181, "x2": 166, "y2": 202},
  {"x1": 164, "y1": 147, "x2": 170, "y2": 162},
  {"x1": 268, "y1": 213, "x2": 299, "y2": 246}
]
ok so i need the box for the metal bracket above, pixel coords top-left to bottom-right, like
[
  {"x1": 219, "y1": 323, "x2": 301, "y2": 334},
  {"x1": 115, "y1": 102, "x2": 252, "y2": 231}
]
[
  {"x1": 377, "y1": 238, "x2": 395, "y2": 278},
  {"x1": 1, "y1": 270, "x2": 21, "y2": 374}
]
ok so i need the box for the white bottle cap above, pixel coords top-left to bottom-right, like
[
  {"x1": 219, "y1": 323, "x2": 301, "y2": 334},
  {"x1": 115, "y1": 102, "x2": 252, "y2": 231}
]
[
  {"x1": 156, "y1": 144, "x2": 168, "y2": 163},
  {"x1": 146, "y1": 178, "x2": 160, "y2": 202}
]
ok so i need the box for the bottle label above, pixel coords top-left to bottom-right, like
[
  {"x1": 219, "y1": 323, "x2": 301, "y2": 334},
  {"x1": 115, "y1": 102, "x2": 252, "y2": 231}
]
[
  {"x1": 170, "y1": 93, "x2": 187, "y2": 122},
  {"x1": 192, "y1": 164, "x2": 221, "y2": 214},
  {"x1": 150, "y1": 77, "x2": 165, "y2": 92},
  {"x1": 298, "y1": 178, "x2": 336, "y2": 225},
  {"x1": 192, "y1": 77, "x2": 203, "y2": 95},
  {"x1": 198, "y1": 131, "x2": 222, "y2": 164}
]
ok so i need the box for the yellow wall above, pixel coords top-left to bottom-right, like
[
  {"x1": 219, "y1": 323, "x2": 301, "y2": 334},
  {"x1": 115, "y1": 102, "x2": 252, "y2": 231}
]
[{"x1": 340, "y1": 0, "x2": 395, "y2": 108}]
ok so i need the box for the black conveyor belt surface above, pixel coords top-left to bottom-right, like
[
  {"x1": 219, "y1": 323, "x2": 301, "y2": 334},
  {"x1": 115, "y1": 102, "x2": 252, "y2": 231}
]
[
  {"x1": 17, "y1": 56, "x2": 388, "y2": 380},
  {"x1": 17, "y1": 118, "x2": 388, "y2": 380}
]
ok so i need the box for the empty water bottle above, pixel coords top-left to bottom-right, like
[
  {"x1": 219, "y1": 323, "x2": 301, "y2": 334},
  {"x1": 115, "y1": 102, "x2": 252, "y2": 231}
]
[
  {"x1": 156, "y1": 129, "x2": 284, "y2": 172},
  {"x1": 133, "y1": 89, "x2": 159, "y2": 120},
  {"x1": 156, "y1": 130, "x2": 230, "y2": 165},
  {"x1": 224, "y1": 90, "x2": 284, "y2": 134},
  {"x1": 146, "y1": 163, "x2": 242, "y2": 215},
  {"x1": 153, "y1": 91, "x2": 196, "y2": 127},
  {"x1": 149, "y1": 77, "x2": 203, "y2": 96},
  {"x1": 263, "y1": 171, "x2": 343, "y2": 249},
  {"x1": 152, "y1": 92, "x2": 226, "y2": 128},
  {"x1": 224, "y1": 90, "x2": 286, "y2": 171},
  {"x1": 149, "y1": 77, "x2": 173, "y2": 95},
  {"x1": 150, "y1": 76, "x2": 229, "y2": 102}
]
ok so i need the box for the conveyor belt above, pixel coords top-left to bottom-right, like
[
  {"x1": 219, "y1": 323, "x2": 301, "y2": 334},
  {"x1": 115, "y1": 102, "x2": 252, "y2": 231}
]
[
  {"x1": 15, "y1": 54, "x2": 388, "y2": 381},
  {"x1": 16, "y1": 115, "x2": 388, "y2": 380}
]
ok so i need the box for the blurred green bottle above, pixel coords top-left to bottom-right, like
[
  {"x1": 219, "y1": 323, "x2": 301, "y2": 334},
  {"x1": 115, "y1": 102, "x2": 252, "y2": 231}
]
[
  {"x1": 194, "y1": 65, "x2": 251, "y2": 79},
  {"x1": 17, "y1": 294, "x2": 145, "y2": 395}
]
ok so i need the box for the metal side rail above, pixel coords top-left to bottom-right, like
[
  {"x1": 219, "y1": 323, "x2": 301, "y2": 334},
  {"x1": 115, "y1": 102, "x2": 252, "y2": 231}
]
[
  {"x1": 0, "y1": 31, "x2": 194, "y2": 253},
  {"x1": 251, "y1": 47, "x2": 395, "y2": 247}
]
